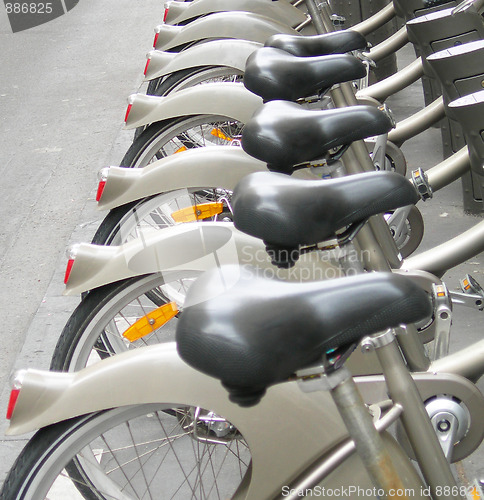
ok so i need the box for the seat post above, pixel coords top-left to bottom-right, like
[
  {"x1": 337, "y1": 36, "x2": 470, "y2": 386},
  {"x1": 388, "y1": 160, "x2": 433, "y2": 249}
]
[
  {"x1": 328, "y1": 366, "x2": 413, "y2": 499},
  {"x1": 363, "y1": 329, "x2": 465, "y2": 500}
]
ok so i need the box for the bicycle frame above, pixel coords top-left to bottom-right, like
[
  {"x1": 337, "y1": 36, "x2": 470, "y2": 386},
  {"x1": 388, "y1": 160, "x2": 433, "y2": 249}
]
[
  {"x1": 163, "y1": 0, "x2": 308, "y2": 28},
  {"x1": 5, "y1": 342, "x2": 429, "y2": 499},
  {"x1": 152, "y1": 12, "x2": 300, "y2": 52},
  {"x1": 144, "y1": 39, "x2": 261, "y2": 83},
  {"x1": 7, "y1": 335, "x2": 484, "y2": 497}
]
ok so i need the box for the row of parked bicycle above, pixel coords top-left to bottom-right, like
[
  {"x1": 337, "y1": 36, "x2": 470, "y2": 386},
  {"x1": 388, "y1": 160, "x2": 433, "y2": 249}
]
[{"x1": 2, "y1": 0, "x2": 484, "y2": 498}]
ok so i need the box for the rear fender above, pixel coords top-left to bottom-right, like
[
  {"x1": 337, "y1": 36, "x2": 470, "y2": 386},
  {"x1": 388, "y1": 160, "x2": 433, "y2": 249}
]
[
  {"x1": 144, "y1": 39, "x2": 262, "y2": 82},
  {"x1": 64, "y1": 222, "x2": 343, "y2": 295},
  {"x1": 164, "y1": 0, "x2": 307, "y2": 28},
  {"x1": 98, "y1": 147, "x2": 267, "y2": 210},
  {"x1": 125, "y1": 82, "x2": 262, "y2": 129},
  {"x1": 154, "y1": 11, "x2": 299, "y2": 51},
  {"x1": 6, "y1": 343, "x2": 382, "y2": 499}
]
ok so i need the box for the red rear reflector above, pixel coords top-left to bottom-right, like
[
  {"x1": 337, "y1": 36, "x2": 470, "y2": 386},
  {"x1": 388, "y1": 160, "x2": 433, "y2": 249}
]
[
  {"x1": 163, "y1": 8, "x2": 169, "y2": 22},
  {"x1": 96, "y1": 180, "x2": 106, "y2": 202},
  {"x1": 6, "y1": 388, "x2": 20, "y2": 420},
  {"x1": 64, "y1": 259, "x2": 75, "y2": 284},
  {"x1": 124, "y1": 103, "x2": 133, "y2": 123},
  {"x1": 153, "y1": 32, "x2": 160, "y2": 48},
  {"x1": 144, "y1": 57, "x2": 151, "y2": 76}
]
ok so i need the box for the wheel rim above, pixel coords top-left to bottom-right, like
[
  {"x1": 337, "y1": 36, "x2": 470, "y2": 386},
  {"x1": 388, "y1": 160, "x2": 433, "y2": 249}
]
[
  {"x1": 130, "y1": 116, "x2": 245, "y2": 168},
  {"x1": 107, "y1": 188, "x2": 233, "y2": 246},
  {"x1": 154, "y1": 67, "x2": 244, "y2": 96},
  {"x1": 25, "y1": 405, "x2": 250, "y2": 500},
  {"x1": 67, "y1": 273, "x2": 199, "y2": 371}
]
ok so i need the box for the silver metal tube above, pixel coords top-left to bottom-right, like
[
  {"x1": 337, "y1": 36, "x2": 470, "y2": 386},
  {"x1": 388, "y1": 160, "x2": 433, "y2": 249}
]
[
  {"x1": 402, "y1": 219, "x2": 484, "y2": 278},
  {"x1": 426, "y1": 147, "x2": 470, "y2": 192},
  {"x1": 356, "y1": 57, "x2": 424, "y2": 102},
  {"x1": 430, "y1": 339, "x2": 484, "y2": 383},
  {"x1": 388, "y1": 97, "x2": 445, "y2": 147},
  {"x1": 367, "y1": 26, "x2": 408, "y2": 63},
  {"x1": 330, "y1": 374, "x2": 411, "y2": 499},
  {"x1": 277, "y1": 404, "x2": 404, "y2": 500},
  {"x1": 396, "y1": 326, "x2": 430, "y2": 372},
  {"x1": 351, "y1": 2, "x2": 396, "y2": 36},
  {"x1": 305, "y1": 0, "x2": 330, "y2": 33},
  {"x1": 376, "y1": 338, "x2": 464, "y2": 500}
]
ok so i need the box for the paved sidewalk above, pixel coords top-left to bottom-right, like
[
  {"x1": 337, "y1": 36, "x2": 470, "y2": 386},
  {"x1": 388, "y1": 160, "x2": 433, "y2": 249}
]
[{"x1": 0, "y1": 0, "x2": 160, "y2": 484}]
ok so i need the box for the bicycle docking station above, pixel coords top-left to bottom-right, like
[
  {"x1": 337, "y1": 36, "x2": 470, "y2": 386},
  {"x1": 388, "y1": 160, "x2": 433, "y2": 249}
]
[{"x1": 406, "y1": 6, "x2": 484, "y2": 213}]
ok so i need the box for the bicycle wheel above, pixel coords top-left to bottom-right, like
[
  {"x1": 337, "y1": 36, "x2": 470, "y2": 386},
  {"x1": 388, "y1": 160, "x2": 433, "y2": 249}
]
[
  {"x1": 147, "y1": 66, "x2": 244, "y2": 98},
  {"x1": 123, "y1": 115, "x2": 245, "y2": 168},
  {"x1": 51, "y1": 272, "x2": 200, "y2": 372},
  {"x1": 0, "y1": 404, "x2": 250, "y2": 500},
  {"x1": 92, "y1": 188, "x2": 233, "y2": 246},
  {"x1": 138, "y1": 67, "x2": 245, "y2": 140}
]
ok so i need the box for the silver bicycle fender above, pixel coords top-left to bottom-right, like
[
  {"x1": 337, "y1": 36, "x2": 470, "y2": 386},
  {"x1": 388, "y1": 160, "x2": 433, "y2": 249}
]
[
  {"x1": 64, "y1": 222, "x2": 343, "y2": 295},
  {"x1": 154, "y1": 11, "x2": 299, "y2": 51},
  {"x1": 165, "y1": 0, "x2": 307, "y2": 28},
  {"x1": 144, "y1": 39, "x2": 262, "y2": 82},
  {"x1": 8, "y1": 343, "x2": 425, "y2": 498},
  {"x1": 98, "y1": 147, "x2": 267, "y2": 210},
  {"x1": 125, "y1": 82, "x2": 262, "y2": 129}
]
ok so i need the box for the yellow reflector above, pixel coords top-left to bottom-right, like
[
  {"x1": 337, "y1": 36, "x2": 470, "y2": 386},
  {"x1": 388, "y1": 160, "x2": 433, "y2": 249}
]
[
  {"x1": 471, "y1": 487, "x2": 481, "y2": 500},
  {"x1": 123, "y1": 302, "x2": 178, "y2": 342},
  {"x1": 211, "y1": 128, "x2": 233, "y2": 142},
  {"x1": 171, "y1": 202, "x2": 224, "y2": 223},
  {"x1": 174, "y1": 146, "x2": 187, "y2": 154}
]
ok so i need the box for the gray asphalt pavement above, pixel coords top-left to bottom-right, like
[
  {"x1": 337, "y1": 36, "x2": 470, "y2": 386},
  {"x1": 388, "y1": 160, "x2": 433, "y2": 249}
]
[
  {"x1": 0, "y1": 3, "x2": 483, "y2": 496},
  {"x1": 0, "y1": 0, "x2": 159, "y2": 480}
]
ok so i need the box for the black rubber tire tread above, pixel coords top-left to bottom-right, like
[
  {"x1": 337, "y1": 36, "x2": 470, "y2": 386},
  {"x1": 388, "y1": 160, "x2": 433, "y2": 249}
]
[
  {"x1": 147, "y1": 67, "x2": 216, "y2": 97},
  {"x1": 122, "y1": 117, "x2": 188, "y2": 168},
  {"x1": 50, "y1": 275, "x2": 150, "y2": 372},
  {"x1": 137, "y1": 69, "x2": 205, "y2": 139},
  {"x1": 0, "y1": 413, "x2": 99, "y2": 500},
  {"x1": 135, "y1": 67, "x2": 243, "y2": 139},
  {"x1": 91, "y1": 199, "x2": 143, "y2": 246},
  {"x1": 122, "y1": 114, "x2": 240, "y2": 169}
]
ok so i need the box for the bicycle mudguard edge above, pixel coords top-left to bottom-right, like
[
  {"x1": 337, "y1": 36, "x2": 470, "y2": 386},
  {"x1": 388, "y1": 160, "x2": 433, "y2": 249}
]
[
  {"x1": 164, "y1": 0, "x2": 307, "y2": 28},
  {"x1": 125, "y1": 82, "x2": 262, "y2": 130},
  {"x1": 154, "y1": 12, "x2": 299, "y2": 52},
  {"x1": 98, "y1": 147, "x2": 319, "y2": 210},
  {"x1": 7, "y1": 343, "x2": 427, "y2": 498},
  {"x1": 144, "y1": 39, "x2": 262, "y2": 82},
  {"x1": 64, "y1": 222, "x2": 343, "y2": 295}
]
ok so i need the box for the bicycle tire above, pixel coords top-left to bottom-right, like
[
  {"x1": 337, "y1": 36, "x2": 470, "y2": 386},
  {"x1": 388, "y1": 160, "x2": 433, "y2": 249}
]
[
  {"x1": 91, "y1": 188, "x2": 232, "y2": 247},
  {"x1": 51, "y1": 272, "x2": 199, "y2": 372},
  {"x1": 0, "y1": 404, "x2": 250, "y2": 500},
  {"x1": 137, "y1": 67, "x2": 244, "y2": 140},
  {"x1": 123, "y1": 114, "x2": 245, "y2": 168}
]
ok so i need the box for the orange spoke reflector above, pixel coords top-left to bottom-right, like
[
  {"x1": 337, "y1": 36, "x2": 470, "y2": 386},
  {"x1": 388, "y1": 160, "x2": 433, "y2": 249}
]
[
  {"x1": 174, "y1": 145, "x2": 187, "y2": 154},
  {"x1": 171, "y1": 202, "x2": 224, "y2": 223},
  {"x1": 211, "y1": 128, "x2": 233, "y2": 142},
  {"x1": 471, "y1": 487, "x2": 481, "y2": 500},
  {"x1": 123, "y1": 302, "x2": 178, "y2": 342}
]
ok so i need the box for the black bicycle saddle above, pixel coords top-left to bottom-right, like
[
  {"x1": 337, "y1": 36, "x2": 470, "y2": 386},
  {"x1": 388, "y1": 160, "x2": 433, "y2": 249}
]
[
  {"x1": 265, "y1": 30, "x2": 368, "y2": 57},
  {"x1": 176, "y1": 266, "x2": 432, "y2": 406},
  {"x1": 232, "y1": 171, "x2": 419, "y2": 249},
  {"x1": 243, "y1": 48, "x2": 367, "y2": 102},
  {"x1": 241, "y1": 100, "x2": 394, "y2": 173}
]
